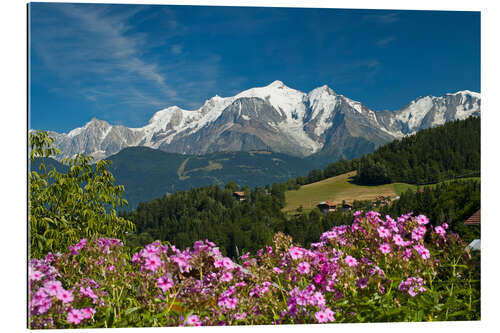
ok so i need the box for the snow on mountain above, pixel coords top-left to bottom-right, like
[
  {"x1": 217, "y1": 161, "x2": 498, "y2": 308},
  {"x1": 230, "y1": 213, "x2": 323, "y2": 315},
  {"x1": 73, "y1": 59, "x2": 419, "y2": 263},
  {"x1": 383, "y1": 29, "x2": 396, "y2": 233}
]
[{"x1": 44, "y1": 82, "x2": 480, "y2": 161}]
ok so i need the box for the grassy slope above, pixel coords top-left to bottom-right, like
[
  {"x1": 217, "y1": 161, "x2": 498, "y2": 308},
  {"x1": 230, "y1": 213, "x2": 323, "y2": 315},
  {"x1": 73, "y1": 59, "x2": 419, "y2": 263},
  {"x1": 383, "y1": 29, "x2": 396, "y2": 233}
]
[
  {"x1": 283, "y1": 171, "x2": 415, "y2": 213},
  {"x1": 284, "y1": 172, "x2": 481, "y2": 213}
]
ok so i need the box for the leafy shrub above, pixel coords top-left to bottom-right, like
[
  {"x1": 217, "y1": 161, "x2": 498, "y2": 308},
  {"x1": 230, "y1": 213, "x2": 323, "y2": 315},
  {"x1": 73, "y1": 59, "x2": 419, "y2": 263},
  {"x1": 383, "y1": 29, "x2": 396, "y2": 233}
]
[
  {"x1": 28, "y1": 211, "x2": 479, "y2": 328},
  {"x1": 29, "y1": 131, "x2": 135, "y2": 258}
]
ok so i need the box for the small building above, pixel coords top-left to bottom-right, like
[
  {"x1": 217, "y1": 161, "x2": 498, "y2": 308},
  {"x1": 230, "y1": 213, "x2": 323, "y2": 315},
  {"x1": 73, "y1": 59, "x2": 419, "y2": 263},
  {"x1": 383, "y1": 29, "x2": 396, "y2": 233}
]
[
  {"x1": 464, "y1": 209, "x2": 481, "y2": 252},
  {"x1": 317, "y1": 201, "x2": 336, "y2": 214},
  {"x1": 342, "y1": 203, "x2": 353, "y2": 211},
  {"x1": 464, "y1": 209, "x2": 480, "y2": 226},
  {"x1": 233, "y1": 191, "x2": 246, "y2": 201},
  {"x1": 375, "y1": 195, "x2": 390, "y2": 206},
  {"x1": 467, "y1": 239, "x2": 481, "y2": 251}
]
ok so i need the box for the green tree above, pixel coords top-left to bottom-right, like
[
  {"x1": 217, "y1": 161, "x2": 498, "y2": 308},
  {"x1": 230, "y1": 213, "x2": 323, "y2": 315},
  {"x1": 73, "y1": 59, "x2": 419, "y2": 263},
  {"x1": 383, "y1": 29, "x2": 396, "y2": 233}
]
[{"x1": 29, "y1": 131, "x2": 135, "y2": 258}]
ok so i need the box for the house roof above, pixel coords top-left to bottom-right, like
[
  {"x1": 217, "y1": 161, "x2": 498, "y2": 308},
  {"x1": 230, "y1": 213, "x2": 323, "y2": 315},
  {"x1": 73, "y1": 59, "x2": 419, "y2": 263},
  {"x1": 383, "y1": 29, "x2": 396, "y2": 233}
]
[
  {"x1": 464, "y1": 209, "x2": 480, "y2": 225},
  {"x1": 318, "y1": 201, "x2": 336, "y2": 207},
  {"x1": 233, "y1": 191, "x2": 245, "y2": 197}
]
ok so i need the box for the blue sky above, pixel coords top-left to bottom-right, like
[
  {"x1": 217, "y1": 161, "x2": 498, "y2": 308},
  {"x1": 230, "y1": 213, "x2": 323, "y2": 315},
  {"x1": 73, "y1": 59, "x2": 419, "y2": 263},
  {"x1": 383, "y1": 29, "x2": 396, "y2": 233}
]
[{"x1": 29, "y1": 3, "x2": 480, "y2": 133}]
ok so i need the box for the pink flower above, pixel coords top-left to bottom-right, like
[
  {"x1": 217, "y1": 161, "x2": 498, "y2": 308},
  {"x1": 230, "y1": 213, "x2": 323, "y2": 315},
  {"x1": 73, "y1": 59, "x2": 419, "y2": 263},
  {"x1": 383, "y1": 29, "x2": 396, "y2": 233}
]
[
  {"x1": 377, "y1": 226, "x2": 391, "y2": 238},
  {"x1": 414, "y1": 244, "x2": 430, "y2": 259},
  {"x1": 289, "y1": 246, "x2": 304, "y2": 259},
  {"x1": 411, "y1": 225, "x2": 427, "y2": 241},
  {"x1": 442, "y1": 223, "x2": 449, "y2": 230},
  {"x1": 393, "y1": 234, "x2": 406, "y2": 246},
  {"x1": 29, "y1": 270, "x2": 43, "y2": 282},
  {"x1": 356, "y1": 278, "x2": 368, "y2": 289},
  {"x1": 297, "y1": 262, "x2": 311, "y2": 274},
  {"x1": 324, "y1": 307, "x2": 336, "y2": 322},
  {"x1": 43, "y1": 280, "x2": 62, "y2": 296},
  {"x1": 80, "y1": 307, "x2": 96, "y2": 320},
  {"x1": 379, "y1": 243, "x2": 391, "y2": 254},
  {"x1": 186, "y1": 314, "x2": 202, "y2": 326},
  {"x1": 222, "y1": 257, "x2": 234, "y2": 270},
  {"x1": 345, "y1": 255, "x2": 358, "y2": 267},
  {"x1": 221, "y1": 272, "x2": 233, "y2": 282},
  {"x1": 131, "y1": 252, "x2": 141, "y2": 264},
  {"x1": 416, "y1": 214, "x2": 429, "y2": 225},
  {"x1": 80, "y1": 286, "x2": 98, "y2": 302},
  {"x1": 435, "y1": 226, "x2": 446, "y2": 237},
  {"x1": 315, "y1": 311, "x2": 328, "y2": 323},
  {"x1": 224, "y1": 297, "x2": 238, "y2": 309},
  {"x1": 66, "y1": 309, "x2": 83, "y2": 325},
  {"x1": 157, "y1": 276, "x2": 174, "y2": 292},
  {"x1": 144, "y1": 255, "x2": 162, "y2": 272},
  {"x1": 56, "y1": 289, "x2": 74, "y2": 304},
  {"x1": 273, "y1": 267, "x2": 283, "y2": 274},
  {"x1": 234, "y1": 313, "x2": 247, "y2": 320}
]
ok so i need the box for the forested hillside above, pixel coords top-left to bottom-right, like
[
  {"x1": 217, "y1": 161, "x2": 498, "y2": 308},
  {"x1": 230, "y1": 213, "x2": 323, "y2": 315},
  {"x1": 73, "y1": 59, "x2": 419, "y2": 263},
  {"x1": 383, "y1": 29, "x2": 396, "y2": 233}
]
[
  {"x1": 356, "y1": 117, "x2": 480, "y2": 184},
  {"x1": 294, "y1": 116, "x2": 480, "y2": 186}
]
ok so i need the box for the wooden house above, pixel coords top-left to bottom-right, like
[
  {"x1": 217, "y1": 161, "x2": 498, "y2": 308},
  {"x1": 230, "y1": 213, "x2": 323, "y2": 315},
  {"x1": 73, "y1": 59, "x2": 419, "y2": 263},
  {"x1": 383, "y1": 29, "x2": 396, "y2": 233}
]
[
  {"x1": 233, "y1": 191, "x2": 246, "y2": 201},
  {"x1": 464, "y1": 209, "x2": 480, "y2": 226},
  {"x1": 317, "y1": 201, "x2": 336, "y2": 214},
  {"x1": 342, "y1": 203, "x2": 353, "y2": 211},
  {"x1": 464, "y1": 209, "x2": 481, "y2": 251}
]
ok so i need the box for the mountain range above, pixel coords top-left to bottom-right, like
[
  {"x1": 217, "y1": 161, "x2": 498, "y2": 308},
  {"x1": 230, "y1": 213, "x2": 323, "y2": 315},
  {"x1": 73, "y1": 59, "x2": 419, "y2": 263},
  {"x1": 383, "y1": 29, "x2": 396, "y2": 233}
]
[{"x1": 43, "y1": 81, "x2": 480, "y2": 163}]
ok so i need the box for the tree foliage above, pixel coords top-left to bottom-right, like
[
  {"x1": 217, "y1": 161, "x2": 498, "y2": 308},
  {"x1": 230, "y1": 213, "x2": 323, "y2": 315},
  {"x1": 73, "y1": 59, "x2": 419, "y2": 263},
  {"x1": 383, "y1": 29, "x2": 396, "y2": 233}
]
[
  {"x1": 356, "y1": 117, "x2": 480, "y2": 185},
  {"x1": 29, "y1": 131, "x2": 135, "y2": 258}
]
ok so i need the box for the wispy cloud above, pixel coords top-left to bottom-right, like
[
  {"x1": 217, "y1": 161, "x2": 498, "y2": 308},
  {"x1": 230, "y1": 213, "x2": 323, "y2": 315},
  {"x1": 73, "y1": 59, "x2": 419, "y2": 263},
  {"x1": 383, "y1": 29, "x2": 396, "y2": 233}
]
[
  {"x1": 30, "y1": 3, "x2": 225, "y2": 125},
  {"x1": 363, "y1": 12, "x2": 400, "y2": 24},
  {"x1": 376, "y1": 36, "x2": 396, "y2": 47}
]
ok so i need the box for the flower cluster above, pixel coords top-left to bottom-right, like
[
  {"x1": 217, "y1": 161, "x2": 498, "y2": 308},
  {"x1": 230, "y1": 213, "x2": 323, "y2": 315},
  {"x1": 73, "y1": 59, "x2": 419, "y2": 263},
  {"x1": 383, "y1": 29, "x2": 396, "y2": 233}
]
[
  {"x1": 398, "y1": 277, "x2": 427, "y2": 297},
  {"x1": 29, "y1": 211, "x2": 473, "y2": 328}
]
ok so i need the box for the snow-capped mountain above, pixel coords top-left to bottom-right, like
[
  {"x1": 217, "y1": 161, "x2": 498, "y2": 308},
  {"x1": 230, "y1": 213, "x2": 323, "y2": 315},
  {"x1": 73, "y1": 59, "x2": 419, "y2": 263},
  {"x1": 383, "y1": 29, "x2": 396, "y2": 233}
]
[{"x1": 43, "y1": 81, "x2": 480, "y2": 162}]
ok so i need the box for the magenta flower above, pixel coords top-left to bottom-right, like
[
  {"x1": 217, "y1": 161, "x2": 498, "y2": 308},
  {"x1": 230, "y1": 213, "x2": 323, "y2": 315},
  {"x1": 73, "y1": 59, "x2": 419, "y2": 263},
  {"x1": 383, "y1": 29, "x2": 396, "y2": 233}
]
[
  {"x1": 315, "y1": 311, "x2": 328, "y2": 323},
  {"x1": 297, "y1": 262, "x2": 311, "y2": 274},
  {"x1": 29, "y1": 270, "x2": 43, "y2": 282},
  {"x1": 222, "y1": 257, "x2": 234, "y2": 270},
  {"x1": 393, "y1": 234, "x2": 406, "y2": 246},
  {"x1": 345, "y1": 255, "x2": 358, "y2": 267},
  {"x1": 234, "y1": 313, "x2": 247, "y2": 320},
  {"x1": 416, "y1": 215, "x2": 429, "y2": 225},
  {"x1": 186, "y1": 314, "x2": 202, "y2": 326},
  {"x1": 273, "y1": 267, "x2": 283, "y2": 274},
  {"x1": 80, "y1": 307, "x2": 96, "y2": 320},
  {"x1": 377, "y1": 226, "x2": 391, "y2": 238},
  {"x1": 356, "y1": 278, "x2": 368, "y2": 289},
  {"x1": 221, "y1": 272, "x2": 233, "y2": 282},
  {"x1": 66, "y1": 309, "x2": 83, "y2": 325},
  {"x1": 56, "y1": 289, "x2": 74, "y2": 304},
  {"x1": 435, "y1": 226, "x2": 446, "y2": 237},
  {"x1": 224, "y1": 297, "x2": 238, "y2": 309},
  {"x1": 324, "y1": 307, "x2": 335, "y2": 322},
  {"x1": 157, "y1": 276, "x2": 174, "y2": 292},
  {"x1": 414, "y1": 244, "x2": 430, "y2": 259},
  {"x1": 442, "y1": 222, "x2": 449, "y2": 229},
  {"x1": 131, "y1": 252, "x2": 141, "y2": 264},
  {"x1": 144, "y1": 255, "x2": 162, "y2": 272},
  {"x1": 379, "y1": 243, "x2": 391, "y2": 254},
  {"x1": 411, "y1": 225, "x2": 427, "y2": 241},
  {"x1": 289, "y1": 246, "x2": 304, "y2": 260}
]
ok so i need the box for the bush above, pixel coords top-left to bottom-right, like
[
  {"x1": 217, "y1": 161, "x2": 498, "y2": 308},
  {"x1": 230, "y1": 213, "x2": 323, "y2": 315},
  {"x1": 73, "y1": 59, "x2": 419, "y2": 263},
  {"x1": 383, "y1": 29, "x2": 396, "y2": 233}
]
[
  {"x1": 29, "y1": 131, "x2": 135, "y2": 258},
  {"x1": 28, "y1": 211, "x2": 480, "y2": 328}
]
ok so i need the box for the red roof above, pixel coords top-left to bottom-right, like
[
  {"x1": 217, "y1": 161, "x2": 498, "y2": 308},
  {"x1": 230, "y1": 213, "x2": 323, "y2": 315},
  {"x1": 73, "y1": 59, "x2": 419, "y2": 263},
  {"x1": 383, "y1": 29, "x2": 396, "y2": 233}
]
[
  {"x1": 464, "y1": 209, "x2": 480, "y2": 225},
  {"x1": 318, "y1": 201, "x2": 336, "y2": 207}
]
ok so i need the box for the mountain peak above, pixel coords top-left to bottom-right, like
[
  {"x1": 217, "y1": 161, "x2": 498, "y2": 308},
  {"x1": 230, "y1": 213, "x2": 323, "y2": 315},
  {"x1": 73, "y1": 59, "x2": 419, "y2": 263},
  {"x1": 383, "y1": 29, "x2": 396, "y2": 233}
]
[
  {"x1": 448, "y1": 90, "x2": 480, "y2": 99},
  {"x1": 309, "y1": 85, "x2": 336, "y2": 96},
  {"x1": 267, "y1": 80, "x2": 286, "y2": 88}
]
